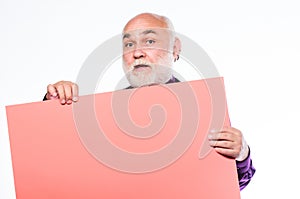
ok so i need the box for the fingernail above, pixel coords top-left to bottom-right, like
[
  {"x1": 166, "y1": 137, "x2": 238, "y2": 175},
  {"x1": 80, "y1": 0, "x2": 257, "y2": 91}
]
[
  {"x1": 208, "y1": 134, "x2": 213, "y2": 139},
  {"x1": 52, "y1": 92, "x2": 57, "y2": 97},
  {"x1": 210, "y1": 129, "x2": 218, "y2": 133},
  {"x1": 49, "y1": 95, "x2": 58, "y2": 100},
  {"x1": 73, "y1": 97, "x2": 78, "y2": 101},
  {"x1": 67, "y1": 100, "x2": 72, "y2": 104},
  {"x1": 61, "y1": 99, "x2": 65, "y2": 104}
]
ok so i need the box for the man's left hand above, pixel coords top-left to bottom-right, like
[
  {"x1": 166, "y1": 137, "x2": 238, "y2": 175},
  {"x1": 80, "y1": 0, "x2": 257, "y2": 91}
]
[{"x1": 208, "y1": 127, "x2": 249, "y2": 161}]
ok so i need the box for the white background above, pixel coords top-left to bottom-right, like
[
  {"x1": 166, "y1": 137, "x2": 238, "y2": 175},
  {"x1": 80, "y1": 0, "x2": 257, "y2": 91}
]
[{"x1": 1, "y1": 0, "x2": 300, "y2": 198}]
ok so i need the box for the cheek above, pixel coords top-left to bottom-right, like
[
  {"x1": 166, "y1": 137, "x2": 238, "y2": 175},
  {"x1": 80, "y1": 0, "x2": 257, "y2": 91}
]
[
  {"x1": 123, "y1": 54, "x2": 132, "y2": 67},
  {"x1": 151, "y1": 50, "x2": 173, "y2": 64},
  {"x1": 147, "y1": 49, "x2": 166, "y2": 61}
]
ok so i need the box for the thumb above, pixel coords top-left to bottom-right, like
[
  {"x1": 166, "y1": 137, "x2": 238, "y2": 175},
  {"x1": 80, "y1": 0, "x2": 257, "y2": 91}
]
[{"x1": 46, "y1": 84, "x2": 58, "y2": 100}]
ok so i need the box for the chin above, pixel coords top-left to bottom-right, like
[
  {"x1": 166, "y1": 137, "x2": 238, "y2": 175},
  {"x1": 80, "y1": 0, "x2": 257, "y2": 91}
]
[
  {"x1": 127, "y1": 74, "x2": 155, "y2": 87},
  {"x1": 127, "y1": 71, "x2": 172, "y2": 88}
]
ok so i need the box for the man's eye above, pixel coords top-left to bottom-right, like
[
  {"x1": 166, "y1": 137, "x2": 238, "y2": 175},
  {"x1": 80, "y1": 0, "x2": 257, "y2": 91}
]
[
  {"x1": 124, "y1": 42, "x2": 134, "y2": 48},
  {"x1": 146, "y1": 40, "x2": 155, "y2": 45}
]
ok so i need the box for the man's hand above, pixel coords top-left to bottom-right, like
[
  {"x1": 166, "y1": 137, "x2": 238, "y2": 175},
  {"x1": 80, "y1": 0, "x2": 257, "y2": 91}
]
[
  {"x1": 208, "y1": 127, "x2": 249, "y2": 161},
  {"x1": 46, "y1": 81, "x2": 79, "y2": 105}
]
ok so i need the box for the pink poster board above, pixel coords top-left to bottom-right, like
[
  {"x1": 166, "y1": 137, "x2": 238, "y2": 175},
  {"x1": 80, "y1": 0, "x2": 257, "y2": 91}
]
[{"x1": 6, "y1": 77, "x2": 240, "y2": 199}]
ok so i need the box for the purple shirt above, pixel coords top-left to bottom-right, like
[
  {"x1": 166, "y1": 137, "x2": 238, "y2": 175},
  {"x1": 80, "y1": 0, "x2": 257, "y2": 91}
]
[{"x1": 236, "y1": 150, "x2": 256, "y2": 190}]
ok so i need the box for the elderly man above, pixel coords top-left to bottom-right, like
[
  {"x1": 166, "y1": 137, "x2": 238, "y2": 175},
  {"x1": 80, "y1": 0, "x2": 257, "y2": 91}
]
[{"x1": 44, "y1": 13, "x2": 255, "y2": 190}]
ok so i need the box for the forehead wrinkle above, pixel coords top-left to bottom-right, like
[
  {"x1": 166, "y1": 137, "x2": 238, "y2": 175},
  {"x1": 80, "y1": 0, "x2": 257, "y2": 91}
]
[{"x1": 122, "y1": 29, "x2": 158, "y2": 41}]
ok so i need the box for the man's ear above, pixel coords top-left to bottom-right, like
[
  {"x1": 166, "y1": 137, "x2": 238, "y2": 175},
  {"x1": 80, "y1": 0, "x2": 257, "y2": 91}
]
[{"x1": 173, "y1": 37, "x2": 182, "y2": 62}]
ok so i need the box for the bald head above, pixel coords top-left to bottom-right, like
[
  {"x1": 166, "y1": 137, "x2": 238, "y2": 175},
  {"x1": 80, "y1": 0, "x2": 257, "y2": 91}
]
[{"x1": 123, "y1": 13, "x2": 174, "y2": 33}]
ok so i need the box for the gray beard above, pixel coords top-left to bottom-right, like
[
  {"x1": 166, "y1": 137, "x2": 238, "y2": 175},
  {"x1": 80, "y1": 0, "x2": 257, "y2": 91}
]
[{"x1": 126, "y1": 66, "x2": 173, "y2": 88}]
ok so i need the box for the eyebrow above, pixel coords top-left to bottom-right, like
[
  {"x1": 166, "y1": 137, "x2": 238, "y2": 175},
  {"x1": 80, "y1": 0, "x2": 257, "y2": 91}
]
[
  {"x1": 122, "y1": 29, "x2": 157, "y2": 40},
  {"x1": 141, "y1": 29, "x2": 157, "y2": 35},
  {"x1": 123, "y1": 33, "x2": 131, "y2": 40}
]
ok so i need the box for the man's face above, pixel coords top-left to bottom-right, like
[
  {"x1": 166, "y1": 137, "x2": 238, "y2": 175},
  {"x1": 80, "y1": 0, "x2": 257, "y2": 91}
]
[{"x1": 122, "y1": 19, "x2": 174, "y2": 87}]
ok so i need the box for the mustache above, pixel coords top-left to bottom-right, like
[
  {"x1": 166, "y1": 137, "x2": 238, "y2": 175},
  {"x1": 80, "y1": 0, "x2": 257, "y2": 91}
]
[{"x1": 127, "y1": 60, "x2": 154, "y2": 71}]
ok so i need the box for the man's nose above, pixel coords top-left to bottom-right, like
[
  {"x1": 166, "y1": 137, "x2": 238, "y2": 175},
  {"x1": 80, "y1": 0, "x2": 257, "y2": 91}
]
[{"x1": 133, "y1": 48, "x2": 145, "y2": 59}]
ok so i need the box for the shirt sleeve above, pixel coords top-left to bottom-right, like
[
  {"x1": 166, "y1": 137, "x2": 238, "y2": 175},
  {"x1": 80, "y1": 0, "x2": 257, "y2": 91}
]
[
  {"x1": 43, "y1": 93, "x2": 48, "y2": 101},
  {"x1": 236, "y1": 147, "x2": 256, "y2": 190}
]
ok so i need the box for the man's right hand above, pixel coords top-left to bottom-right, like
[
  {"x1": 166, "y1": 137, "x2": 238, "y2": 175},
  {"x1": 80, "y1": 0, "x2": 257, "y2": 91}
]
[{"x1": 46, "y1": 81, "x2": 79, "y2": 105}]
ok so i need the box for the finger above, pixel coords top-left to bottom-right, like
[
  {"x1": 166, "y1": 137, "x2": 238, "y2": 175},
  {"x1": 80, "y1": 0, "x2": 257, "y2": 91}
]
[
  {"x1": 208, "y1": 132, "x2": 234, "y2": 141},
  {"x1": 214, "y1": 147, "x2": 238, "y2": 159},
  {"x1": 47, "y1": 84, "x2": 58, "y2": 98},
  {"x1": 72, "y1": 84, "x2": 79, "y2": 102},
  {"x1": 209, "y1": 140, "x2": 234, "y2": 149},
  {"x1": 56, "y1": 84, "x2": 66, "y2": 104},
  {"x1": 63, "y1": 84, "x2": 73, "y2": 104},
  {"x1": 220, "y1": 126, "x2": 241, "y2": 136}
]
